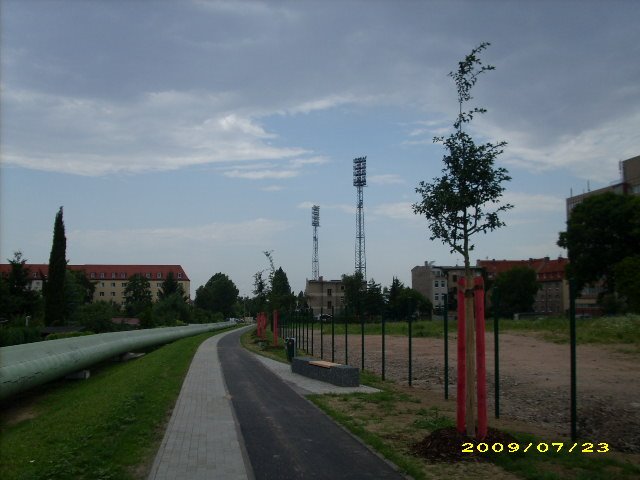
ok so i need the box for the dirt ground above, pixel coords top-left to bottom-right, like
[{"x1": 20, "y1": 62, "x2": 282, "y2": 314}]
[{"x1": 307, "y1": 331, "x2": 640, "y2": 453}]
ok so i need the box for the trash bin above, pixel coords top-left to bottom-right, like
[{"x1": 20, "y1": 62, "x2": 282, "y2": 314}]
[{"x1": 285, "y1": 337, "x2": 296, "y2": 362}]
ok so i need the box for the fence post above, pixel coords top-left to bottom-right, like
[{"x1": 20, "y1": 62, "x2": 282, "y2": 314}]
[
  {"x1": 474, "y1": 277, "x2": 487, "y2": 440},
  {"x1": 331, "y1": 306, "x2": 335, "y2": 363},
  {"x1": 382, "y1": 315, "x2": 386, "y2": 381},
  {"x1": 311, "y1": 312, "x2": 312, "y2": 357},
  {"x1": 457, "y1": 278, "x2": 466, "y2": 434},
  {"x1": 320, "y1": 307, "x2": 324, "y2": 359},
  {"x1": 361, "y1": 314, "x2": 365, "y2": 372},
  {"x1": 344, "y1": 307, "x2": 348, "y2": 365},
  {"x1": 444, "y1": 294, "x2": 449, "y2": 400},
  {"x1": 493, "y1": 288, "x2": 500, "y2": 418},
  {"x1": 408, "y1": 314, "x2": 412, "y2": 386},
  {"x1": 570, "y1": 278, "x2": 577, "y2": 441}
]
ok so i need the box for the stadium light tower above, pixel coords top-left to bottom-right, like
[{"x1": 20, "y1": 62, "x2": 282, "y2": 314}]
[
  {"x1": 353, "y1": 156, "x2": 367, "y2": 280},
  {"x1": 312, "y1": 205, "x2": 320, "y2": 280}
]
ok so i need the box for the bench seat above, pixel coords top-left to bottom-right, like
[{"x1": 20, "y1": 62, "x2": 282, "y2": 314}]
[{"x1": 291, "y1": 357, "x2": 360, "y2": 387}]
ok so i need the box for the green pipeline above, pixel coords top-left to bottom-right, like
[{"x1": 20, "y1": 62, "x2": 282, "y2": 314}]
[{"x1": 0, "y1": 322, "x2": 236, "y2": 400}]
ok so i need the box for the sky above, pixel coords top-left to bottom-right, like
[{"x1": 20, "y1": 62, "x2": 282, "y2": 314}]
[{"x1": 1, "y1": 0, "x2": 639, "y2": 298}]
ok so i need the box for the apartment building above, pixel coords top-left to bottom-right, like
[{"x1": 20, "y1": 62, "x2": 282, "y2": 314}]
[
  {"x1": 566, "y1": 154, "x2": 640, "y2": 217},
  {"x1": 411, "y1": 261, "x2": 483, "y2": 314},
  {"x1": 304, "y1": 276, "x2": 346, "y2": 316},
  {"x1": 0, "y1": 264, "x2": 190, "y2": 306},
  {"x1": 477, "y1": 257, "x2": 569, "y2": 315}
]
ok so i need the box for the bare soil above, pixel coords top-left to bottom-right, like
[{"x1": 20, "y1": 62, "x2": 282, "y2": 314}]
[{"x1": 309, "y1": 331, "x2": 640, "y2": 453}]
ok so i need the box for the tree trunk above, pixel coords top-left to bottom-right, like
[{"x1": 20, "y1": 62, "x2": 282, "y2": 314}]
[{"x1": 464, "y1": 256, "x2": 476, "y2": 437}]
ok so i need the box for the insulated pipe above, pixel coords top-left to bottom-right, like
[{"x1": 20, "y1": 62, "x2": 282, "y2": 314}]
[{"x1": 0, "y1": 322, "x2": 235, "y2": 401}]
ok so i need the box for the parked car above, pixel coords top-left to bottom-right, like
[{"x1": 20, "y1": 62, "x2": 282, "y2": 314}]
[{"x1": 315, "y1": 314, "x2": 333, "y2": 323}]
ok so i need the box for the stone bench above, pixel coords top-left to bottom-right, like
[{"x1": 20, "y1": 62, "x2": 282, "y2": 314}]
[{"x1": 291, "y1": 356, "x2": 360, "y2": 387}]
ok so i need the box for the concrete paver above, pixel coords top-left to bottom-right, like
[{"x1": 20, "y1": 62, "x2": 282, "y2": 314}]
[{"x1": 147, "y1": 328, "x2": 253, "y2": 480}]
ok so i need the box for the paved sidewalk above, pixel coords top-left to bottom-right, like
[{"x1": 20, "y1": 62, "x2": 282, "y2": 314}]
[{"x1": 147, "y1": 328, "x2": 253, "y2": 480}]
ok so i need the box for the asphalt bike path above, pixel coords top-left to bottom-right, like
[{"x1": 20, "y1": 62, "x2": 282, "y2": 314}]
[{"x1": 219, "y1": 328, "x2": 405, "y2": 480}]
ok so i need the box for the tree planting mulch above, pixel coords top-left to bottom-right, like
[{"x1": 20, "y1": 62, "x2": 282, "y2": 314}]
[{"x1": 412, "y1": 427, "x2": 520, "y2": 462}]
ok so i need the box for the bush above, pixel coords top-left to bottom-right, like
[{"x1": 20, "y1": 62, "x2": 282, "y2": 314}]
[
  {"x1": 0, "y1": 326, "x2": 42, "y2": 346},
  {"x1": 46, "y1": 331, "x2": 95, "y2": 341}
]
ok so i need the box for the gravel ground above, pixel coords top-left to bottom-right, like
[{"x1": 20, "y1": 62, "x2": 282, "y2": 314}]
[{"x1": 302, "y1": 330, "x2": 640, "y2": 453}]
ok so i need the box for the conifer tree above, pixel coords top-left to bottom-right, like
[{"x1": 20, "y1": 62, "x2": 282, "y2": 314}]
[{"x1": 45, "y1": 207, "x2": 67, "y2": 326}]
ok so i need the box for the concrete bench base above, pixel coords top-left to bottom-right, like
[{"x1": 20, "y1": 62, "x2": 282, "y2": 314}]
[{"x1": 291, "y1": 357, "x2": 360, "y2": 387}]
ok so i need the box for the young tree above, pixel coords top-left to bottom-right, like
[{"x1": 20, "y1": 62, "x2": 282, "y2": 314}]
[
  {"x1": 492, "y1": 266, "x2": 540, "y2": 317},
  {"x1": 2, "y1": 251, "x2": 41, "y2": 319},
  {"x1": 363, "y1": 278, "x2": 385, "y2": 318},
  {"x1": 45, "y1": 207, "x2": 68, "y2": 326},
  {"x1": 385, "y1": 277, "x2": 405, "y2": 320},
  {"x1": 412, "y1": 43, "x2": 512, "y2": 436},
  {"x1": 123, "y1": 274, "x2": 153, "y2": 317},
  {"x1": 614, "y1": 256, "x2": 640, "y2": 313}
]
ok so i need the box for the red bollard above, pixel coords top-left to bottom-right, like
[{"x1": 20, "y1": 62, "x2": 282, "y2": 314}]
[
  {"x1": 474, "y1": 277, "x2": 488, "y2": 439},
  {"x1": 273, "y1": 310, "x2": 279, "y2": 347},
  {"x1": 457, "y1": 277, "x2": 466, "y2": 434}
]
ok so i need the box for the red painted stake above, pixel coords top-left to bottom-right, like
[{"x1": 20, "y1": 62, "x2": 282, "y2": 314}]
[
  {"x1": 457, "y1": 277, "x2": 466, "y2": 434},
  {"x1": 273, "y1": 310, "x2": 279, "y2": 346},
  {"x1": 474, "y1": 277, "x2": 488, "y2": 439}
]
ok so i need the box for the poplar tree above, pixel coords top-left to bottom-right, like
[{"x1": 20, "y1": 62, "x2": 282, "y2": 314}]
[
  {"x1": 45, "y1": 207, "x2": 68, "y2": 326},
  {"x1": 412, "y1": 43, "x2": 512, "y2": 436}
]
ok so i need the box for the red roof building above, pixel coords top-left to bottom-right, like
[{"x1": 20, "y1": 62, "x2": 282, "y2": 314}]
[{"x1": 0, "y1": 264, "x2": 190, "y2": 305}]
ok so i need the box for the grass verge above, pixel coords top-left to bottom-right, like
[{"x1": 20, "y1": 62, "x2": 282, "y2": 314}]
[
  {"x1": 304, "y1": 314, "x2": 640, "y2": 348},
  {"x1": 309, "y1": 373, "x2": 640, "y2": 480},
  {"x1": 0, "y1": 326, "x2": 237, "y2": 480}
]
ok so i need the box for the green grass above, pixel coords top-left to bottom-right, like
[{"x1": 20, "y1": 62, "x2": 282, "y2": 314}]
[
  {"x1": 302, "y1": 314, "x2": 640, "y2": 347},
  {"x1": 309, "y1": 371, "x2": 640, "y2": 480},
  {"x1": 0, "y1": 327, "x2": 237, "y2": 480}
]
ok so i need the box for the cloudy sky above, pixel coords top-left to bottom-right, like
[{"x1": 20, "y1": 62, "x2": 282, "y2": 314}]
[{"x1": 2, "y1": 0, "x2": 639, "y2": 297}]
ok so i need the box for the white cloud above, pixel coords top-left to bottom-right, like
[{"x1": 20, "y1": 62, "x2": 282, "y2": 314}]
[
  {"x1": 371, "y1": 202, "x2": 417, "y2": 221},
  {"x1": 2, "y1": 88, "x2": 309, "y2": 176},
  {"x1": 68, "y1": 219, "x2": 290, "y2": 249},
  {"x1": 224, "y1": 169, "x2": 298, "y2": 180}
]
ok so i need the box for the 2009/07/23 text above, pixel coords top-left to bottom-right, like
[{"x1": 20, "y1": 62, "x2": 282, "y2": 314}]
[{"x1": 461, "y1": 442, "x2": 609, "y2": 454}]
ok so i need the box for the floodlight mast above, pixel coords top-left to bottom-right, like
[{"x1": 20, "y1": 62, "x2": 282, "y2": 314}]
[
  {"x1": 312, "y1": 205, "x2": 320, "y2": 281},
  {"x1": 353, "y1": 157, "x2": 367, "y2": 280}
]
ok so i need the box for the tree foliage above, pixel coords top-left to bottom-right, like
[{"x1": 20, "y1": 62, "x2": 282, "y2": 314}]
[
  {"x1": 158, "y1": 271, "x2": 185, "y2": 300},
  {"x1": 269, "y1": 267, "x2": 295, "y2": 313},
  {"x1": 123, "y1": 274, "x2": 153, "y2": 317},
  {"x1": 412, "y1": 43, "x2": 512, "y2": 267},
  {"x1": 45, "y1": 207, "x2": 68, "y2": 326},
  {"x1": 194, "y1": 272, "x2": 239, "y2": 317},
  {"x1": 558, "y1": 192, "x2": 640, "y2": 292},
  {"x1": 492, "y1": 266, "x2": 540, "y2": 317},
  {"x1": 1, "y1": 251, "x2": 41, "y2": 319},
  {"x1": 341, "y1": 271, "x2": 366, "y2": 315},
  {"x1": 412, "y1": 43, "x2": 510, "y2": 436},
  {"x1": 614, "y1": 255, "x2": 640, "y2": 313}
]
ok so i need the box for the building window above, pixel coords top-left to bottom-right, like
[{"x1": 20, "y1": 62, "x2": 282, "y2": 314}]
[
  {"x1": 177, "y1": 273, "x2": 182, "y2": 279},
  {"x1": 90, "y1": 272, "x2": 96, "y2": 279},
  {"x1": 100, "y1": 272, "x2": 105, "y2": 279},
  {"x1": 122, "y1": 282, "x2": 127, "y2": 287},
  {"x1": 157, "y1": 283, "x2": 162, "y2": 288},
  {"x1": 111, "y1": 282, "x2": 116, "y2": 287},
  {"x1": 435, "y1": 293, "x2": 439, "y2": 301},
  {"x1": 328, "y1": 301, "x2": 332, "y2": 309},
  {"x1": 111, "y1": 272, "x2": 116, "y2": 279},
  {"x1": 99, "y1": 292, "x2": 105, "y2": 297},
  {"x1": 157, "y1": 272, "x2": 162, "y2": 279},
  {"x1": 111, "y1": 292, "x2": 116, "y2": 297},
  {"x1": 121, "y1": 272, "x2": 126, "y2": 279},
  {"x1": 101, "y1": 282, "x2": 105, "y2": 287},
  {"x1": 327, "y1": 288, "x2": 332, "y2": 296},
  {"x1": 146, "y1": 273, "x2": 151, "y2": 279}
]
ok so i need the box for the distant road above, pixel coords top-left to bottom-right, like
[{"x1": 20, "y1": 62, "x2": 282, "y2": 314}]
[{"x1": 218, "y1": 329, "x2": 405, "y2": 480}]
